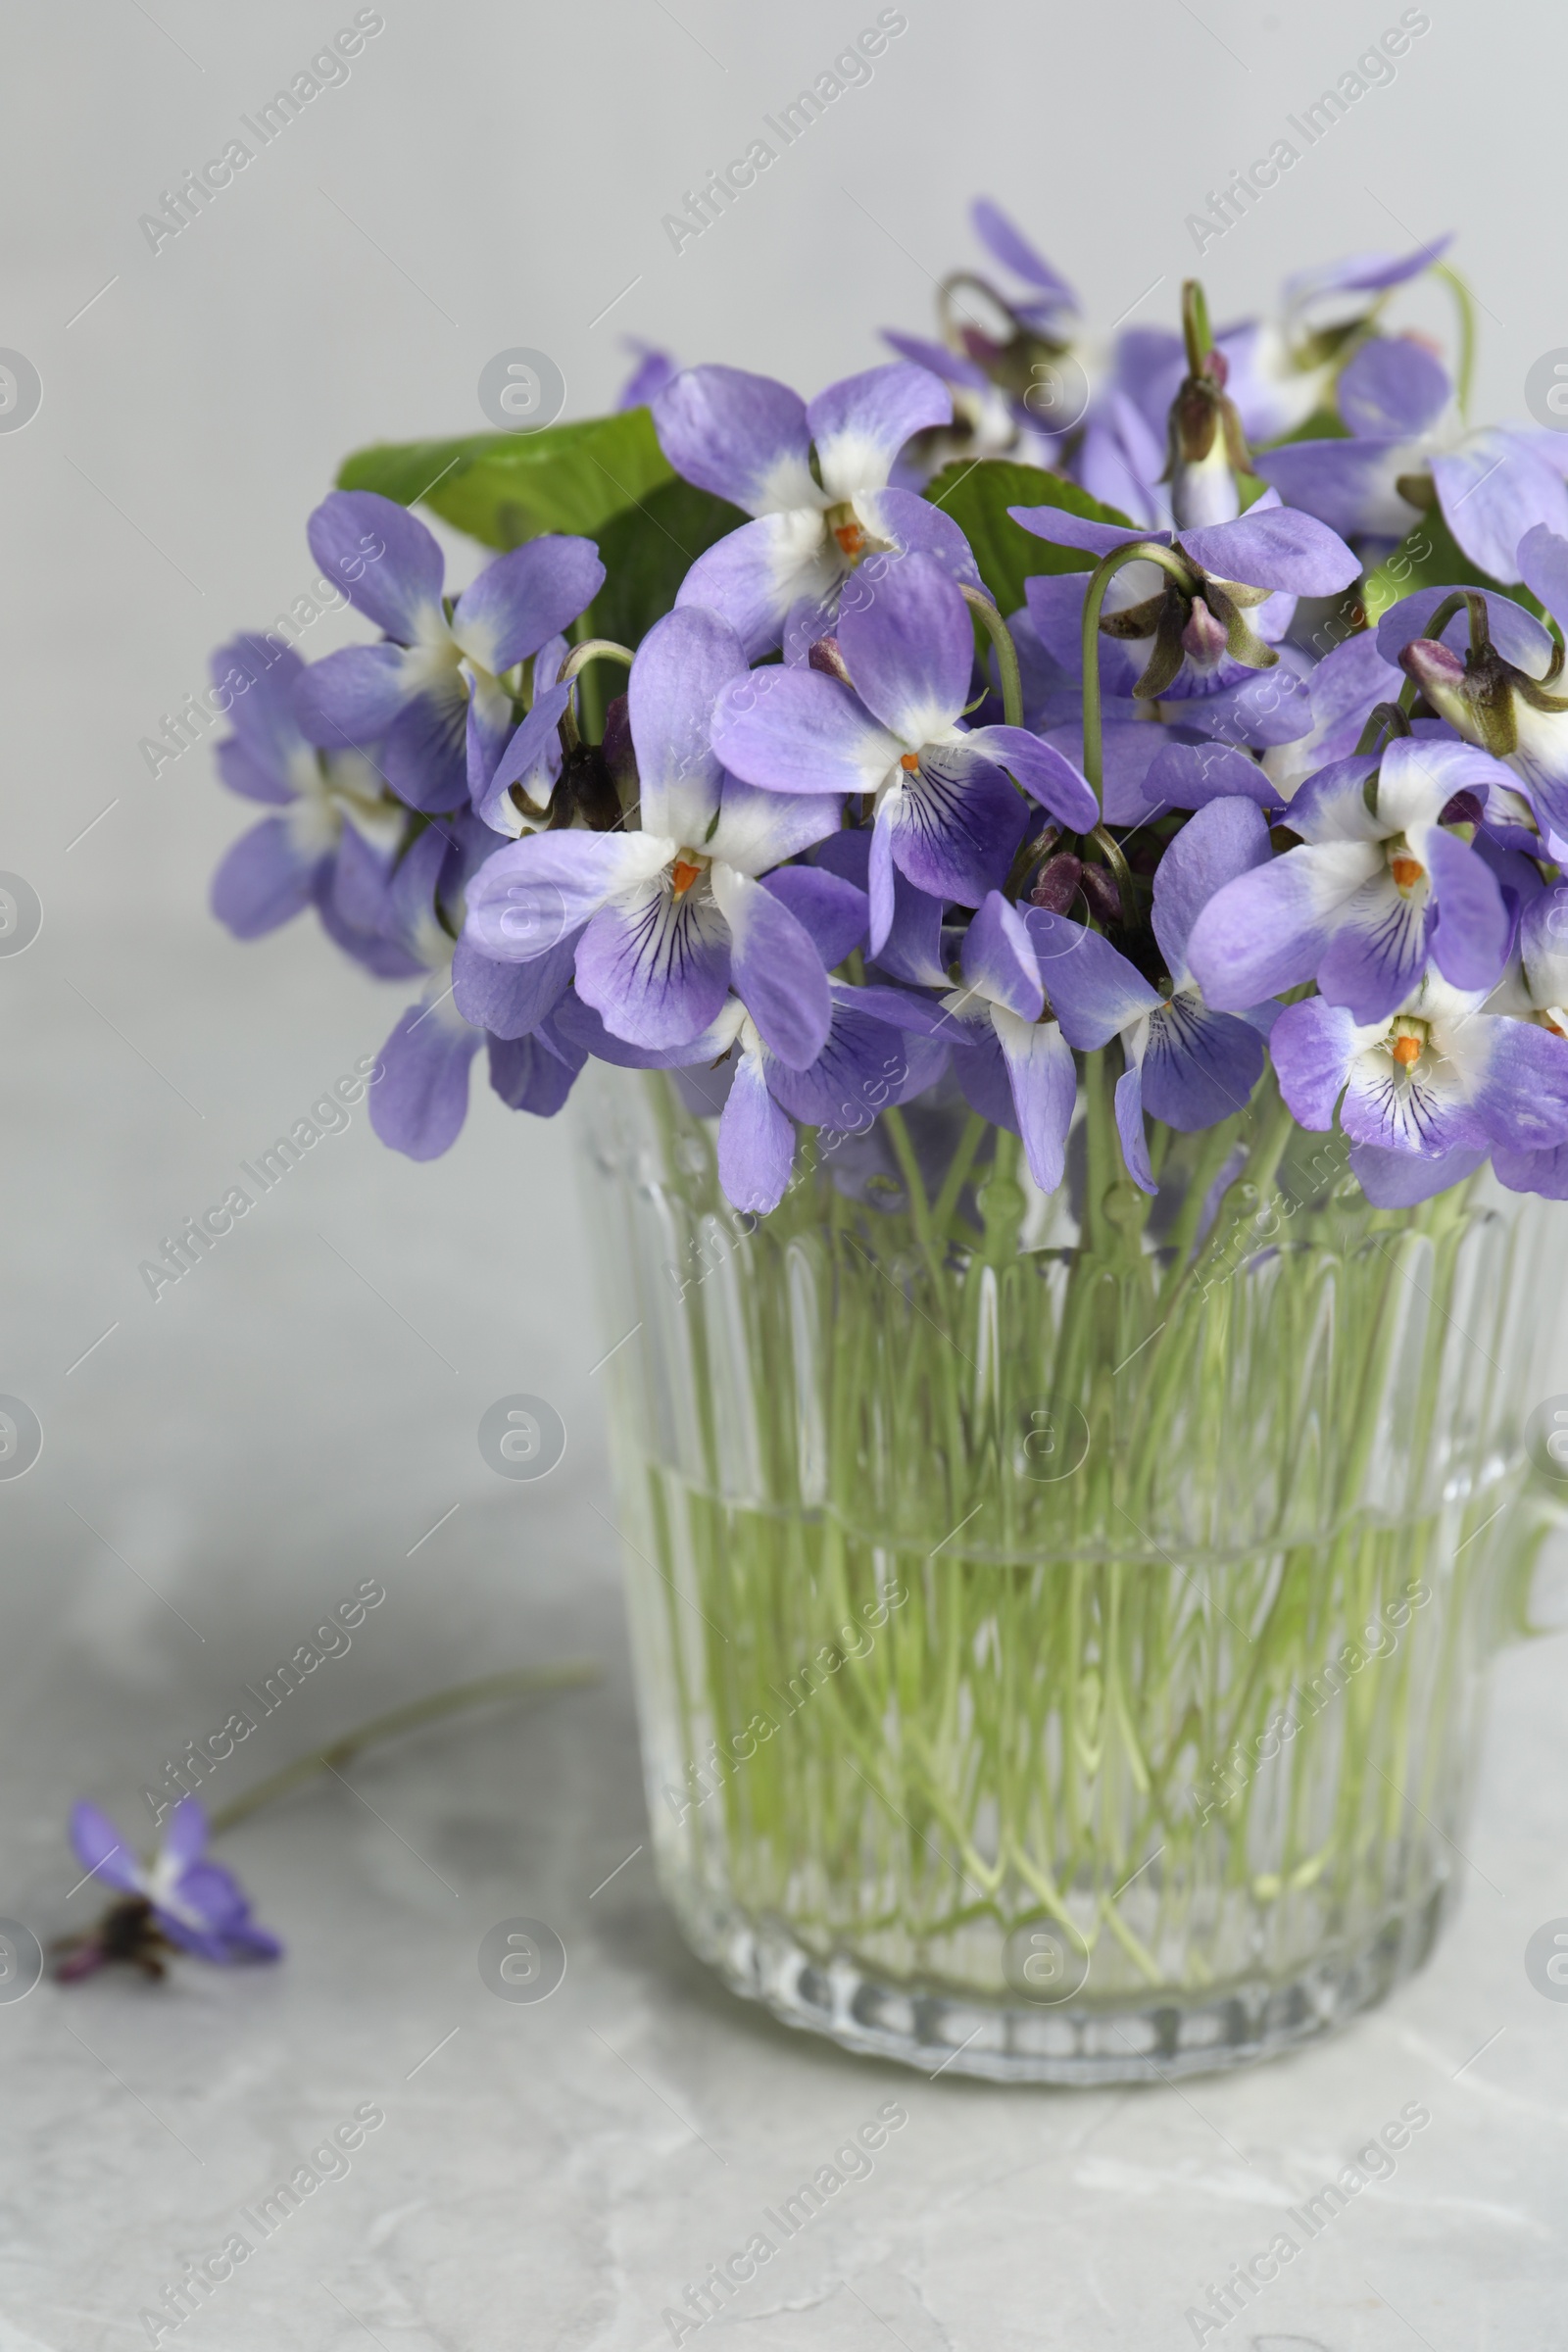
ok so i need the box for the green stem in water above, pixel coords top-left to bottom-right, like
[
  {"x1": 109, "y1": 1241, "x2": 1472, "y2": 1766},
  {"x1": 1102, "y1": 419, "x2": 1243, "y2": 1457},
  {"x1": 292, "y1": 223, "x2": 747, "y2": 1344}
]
[
  {"x1": 206, "y1": 1662, "x2": 600, "y2": 1838},
  {"x1": 1180, "y1": 1084, "x2": 1296, "y2": 1297},
  {"x1": 614, "y1": 1067, "x2": 1534, "y2": 2007},
  {"x1": 1080, "y1": 542, "x2": 1199, "y2": 813},
  {"x1": 931, "y1": 1111, "x2": 990, "y2": 1239},
  {"x1": 882, "y1": 1103, "x2": 943, "y2": 1276},
  {"x1": 960, "y1": 585, "x2": 1025, "y2": 728}
]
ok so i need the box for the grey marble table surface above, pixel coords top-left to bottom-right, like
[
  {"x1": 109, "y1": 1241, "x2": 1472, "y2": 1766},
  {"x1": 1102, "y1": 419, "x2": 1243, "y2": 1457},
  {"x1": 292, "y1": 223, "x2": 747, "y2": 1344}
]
[{"x1": 3, "y1": 1366, "x2": 1567, "y2": 2352}]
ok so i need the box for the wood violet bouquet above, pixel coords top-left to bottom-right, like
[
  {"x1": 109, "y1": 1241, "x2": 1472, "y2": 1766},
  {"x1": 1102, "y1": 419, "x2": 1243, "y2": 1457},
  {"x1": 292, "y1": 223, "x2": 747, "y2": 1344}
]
[{"x1": 191, "y1": 205, "x2": 1568, "y2": 2083}]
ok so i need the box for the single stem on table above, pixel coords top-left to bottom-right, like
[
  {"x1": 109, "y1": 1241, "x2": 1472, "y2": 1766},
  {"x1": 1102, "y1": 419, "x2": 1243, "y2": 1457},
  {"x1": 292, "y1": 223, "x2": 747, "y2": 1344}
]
[{"x1": 207, "y1": 1663, "x2": 600, "y2": 1838}]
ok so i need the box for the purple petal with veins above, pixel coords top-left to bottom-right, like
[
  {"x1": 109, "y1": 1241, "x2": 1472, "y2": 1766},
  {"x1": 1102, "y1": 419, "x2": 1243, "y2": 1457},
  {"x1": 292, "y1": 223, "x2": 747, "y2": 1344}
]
[{"x1": 574, "y1": 877, "x2": 732, "y2": 1052}]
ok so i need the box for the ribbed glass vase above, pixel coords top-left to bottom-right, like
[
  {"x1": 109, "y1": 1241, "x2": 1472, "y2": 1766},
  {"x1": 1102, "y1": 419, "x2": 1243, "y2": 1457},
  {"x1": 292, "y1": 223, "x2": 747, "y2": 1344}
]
[{"x1": 578, "y1": 1057, "x2": 1561, "y2": 2083}]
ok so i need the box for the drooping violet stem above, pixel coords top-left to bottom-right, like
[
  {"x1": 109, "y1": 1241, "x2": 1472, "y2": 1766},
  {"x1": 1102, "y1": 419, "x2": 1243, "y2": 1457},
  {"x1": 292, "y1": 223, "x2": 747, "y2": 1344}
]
[
  {"x1": 559, "y1": 638, "x2": 636, "y2": 683},
  {"x1": 960, "y1": 585, "x2": 1025, "y2": 729},
  {"x1": 1394, "y1": 589, "x2": 1483, "y2": 716},
  {"x1": 558, "y1": 638, "x2": 634, "y2": 752},
  {"x1": 937, "y1": 270, "x2": 1012, "y2": 357},
  {"x1": 1079, "y1": 541, "x2": 1199, "y2": 816},
  {"x1": 1088, "y1": 823, "x2": 1134, "y2": 925},
  {"x1": 1432, "y1": 261, "x2": 1477, "y2": 421},
  {"x1": 1353, "y1": 699, "x2": 1413, "y2": 758}
]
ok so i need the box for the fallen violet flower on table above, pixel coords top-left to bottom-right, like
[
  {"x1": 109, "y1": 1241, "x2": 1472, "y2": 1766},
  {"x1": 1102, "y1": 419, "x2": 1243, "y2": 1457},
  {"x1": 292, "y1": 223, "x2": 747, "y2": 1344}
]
[
  {"x1": 56, "y1": 1796, "x2": 281, "y2": 1981},
  {"x1": 49, "y1": 1668, "x2": 598, "y2": 1984}
]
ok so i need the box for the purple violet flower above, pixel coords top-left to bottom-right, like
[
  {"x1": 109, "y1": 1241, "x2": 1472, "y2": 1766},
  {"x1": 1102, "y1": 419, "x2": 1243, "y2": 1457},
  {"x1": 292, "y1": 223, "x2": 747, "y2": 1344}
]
[
  {"x1": 296, "y1": 491, "x2": 604, "y2": 814},
  {"x1": 1186, "y1": 735, "x2": 1513, "y2": 1024},
  {"x1": 1217, "y1": 239, "x2": 1453, "y2": 443},
  {"x1": 208, "y1": 634, "x2": 419, "y2": 980},
  {"x1": 202, "y1": 219, "x2": 1568, "y2": 1216},
  {"x1": 465, "y1": 608, "x2": 843, "y2": 1063},
  {"x1": 1483, "y1": 878, "x2": 1568, "y2": 1199},
  {"x1": 60, "y1": 1796, "x2": 280, "y2": 1978},
  {"x1": 968, "y1": 198, "x2": 1080, "y2": 333},
  {"x1": 1075, "y1": 388, "x2": 1170, "y2": 533},
  {"x1": 878, "y1": 330, "x2": 1054, "y2": 488},
  {"x1": 467, "y1": 633, "x2": 572, "y2": 837},
  {"x1": 364, "y1": 824, "x2": 488, "y2": 1160},
  {"x1": 361, "y1": 817, "x2": 585, "y2": 1160},
  {"x1": 933, "y1": 891, "x2": 1079, "y2": 1194},
  {"x1": 1011, "y1": 493, "x2": 1357, "y2": 769},
  {"x1": 652, "y1": 363, "x2": 981, "y2": 657},
  {"x1": 1270, "y1": 969, "x2": 1568, "y2": 1164},
  {"x1": 879, "y1": 201, "x2": 1084, "y2": 477},
  {"x1": 1390, "y1": 530, "x2": 1568, "y2": 840},
  {"x1": 1256, "y1": 340, "x2": 1568, "y2": 584},
  {"x1": 710, "y1": 555, "x2": 1098, "y2": 956},
  {"x1": 1258, "y1": 632, "x2": 1407, "y2": 804},
  {"x1": 1029, "y1": 799, "x2": 1278, "y2": 1192},
  {"x1": 696, "y1": 973, "x2": 949, "y2": 1216}
]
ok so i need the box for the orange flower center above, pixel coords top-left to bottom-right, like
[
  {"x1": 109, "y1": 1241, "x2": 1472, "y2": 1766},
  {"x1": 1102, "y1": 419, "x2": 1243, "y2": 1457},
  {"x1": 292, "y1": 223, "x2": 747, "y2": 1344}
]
[
  {"x1": 900, "y1": 752, "x2": 921, "y2": 772},
  {"x1": 670, "y1": 858, "x2": 704, "y2": 896},
  {"x1": 1391, "y1": 1033, "x2": 1422, "y2": 1068},
  {"x1": 1390, "y1": 853, "x2": 1425, "y2": 890},
  {"x1": 833, "y1": 519, "x2": 866, "y2": 557}
]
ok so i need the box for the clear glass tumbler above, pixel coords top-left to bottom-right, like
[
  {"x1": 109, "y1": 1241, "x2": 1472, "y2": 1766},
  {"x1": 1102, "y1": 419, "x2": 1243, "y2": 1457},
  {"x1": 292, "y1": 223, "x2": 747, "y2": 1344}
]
[{"x1": 579, "y1": 1058, "x2": 1561, "y2": 2082}]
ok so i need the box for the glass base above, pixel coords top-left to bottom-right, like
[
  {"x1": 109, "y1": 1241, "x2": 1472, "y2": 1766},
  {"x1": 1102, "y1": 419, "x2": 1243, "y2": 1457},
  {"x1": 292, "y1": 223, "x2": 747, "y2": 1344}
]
[{"x1": 673, "y1": 1880, "x2": 1452, "y2": 2085}]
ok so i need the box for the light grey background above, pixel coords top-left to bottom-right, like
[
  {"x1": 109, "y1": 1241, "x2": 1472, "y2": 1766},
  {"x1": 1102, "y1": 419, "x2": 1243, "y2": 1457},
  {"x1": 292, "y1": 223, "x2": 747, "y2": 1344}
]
[{"x1": 2, "y1": 3, "x2": 1566, "y2": 2347}]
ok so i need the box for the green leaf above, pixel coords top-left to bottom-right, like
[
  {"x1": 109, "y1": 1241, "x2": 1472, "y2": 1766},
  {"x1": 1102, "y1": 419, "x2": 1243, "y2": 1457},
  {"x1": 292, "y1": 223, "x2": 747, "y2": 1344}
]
[
  {"x1": 337, "y1": 409, "x2": 674, "y2": 551},
  {"x1": 335, "y1": 408, "x2": 749, "y2": 657},
  {"x1": 922, "y1": 461, "x2": 1133, "y2": 612},
  {"x1": 1361, "y1": 504, "x2": 1545, "y2": 631},
  {"x1": 589, "y1": 477, "x2": 747, "y2": 650}
]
